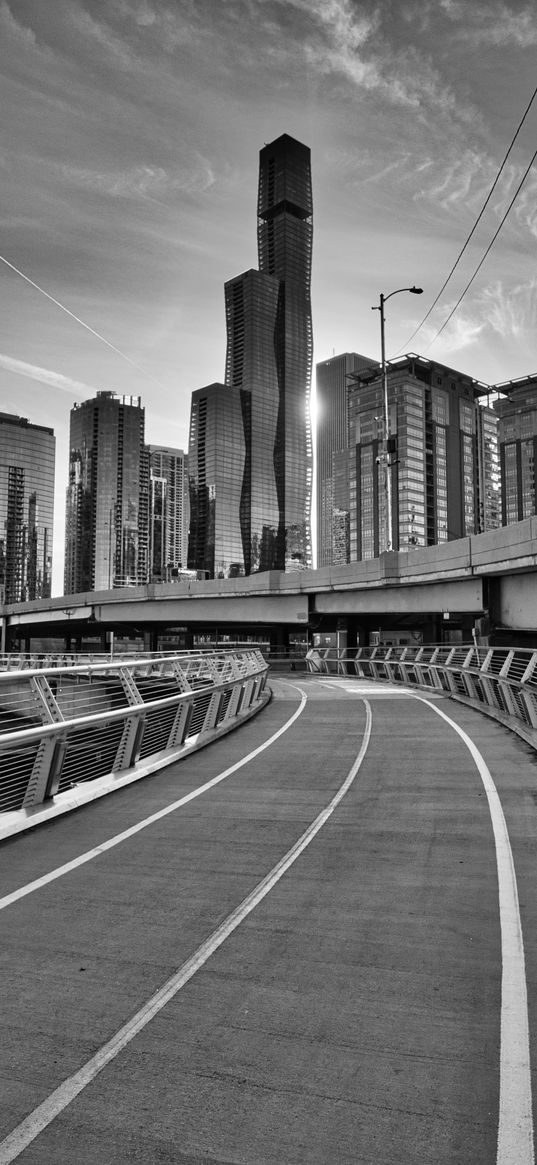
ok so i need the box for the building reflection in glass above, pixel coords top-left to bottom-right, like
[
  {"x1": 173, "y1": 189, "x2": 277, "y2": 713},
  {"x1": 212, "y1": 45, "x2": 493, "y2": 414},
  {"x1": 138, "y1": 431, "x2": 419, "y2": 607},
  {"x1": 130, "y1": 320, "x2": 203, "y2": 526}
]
[
  {"x1": 0, "y1": 412, "x2": 55, "y2": 603},
  {"x1": 64, "y1": 392, "x2": 148, "y2": 593}
]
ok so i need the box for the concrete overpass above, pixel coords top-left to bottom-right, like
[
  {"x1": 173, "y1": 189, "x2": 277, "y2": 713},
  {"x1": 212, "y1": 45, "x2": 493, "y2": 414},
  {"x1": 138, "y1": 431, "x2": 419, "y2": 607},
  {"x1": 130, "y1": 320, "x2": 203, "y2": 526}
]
[{"x1": 3, "y1": 517, "x2": 537, "y2": 653}]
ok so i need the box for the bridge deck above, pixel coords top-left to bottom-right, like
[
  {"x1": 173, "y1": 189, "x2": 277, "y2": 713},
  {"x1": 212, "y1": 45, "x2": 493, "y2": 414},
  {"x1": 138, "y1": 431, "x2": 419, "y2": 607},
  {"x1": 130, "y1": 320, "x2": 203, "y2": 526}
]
[{"x1": 0, "y1": 676, "x2": 535, "y2": 1163}]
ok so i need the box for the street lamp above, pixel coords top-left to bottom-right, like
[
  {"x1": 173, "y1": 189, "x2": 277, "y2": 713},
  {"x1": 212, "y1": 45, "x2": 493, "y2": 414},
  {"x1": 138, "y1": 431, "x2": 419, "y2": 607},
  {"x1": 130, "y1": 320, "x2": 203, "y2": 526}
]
[{"x1": 372, "y1": 286, "x2": 423, "y2": 551}]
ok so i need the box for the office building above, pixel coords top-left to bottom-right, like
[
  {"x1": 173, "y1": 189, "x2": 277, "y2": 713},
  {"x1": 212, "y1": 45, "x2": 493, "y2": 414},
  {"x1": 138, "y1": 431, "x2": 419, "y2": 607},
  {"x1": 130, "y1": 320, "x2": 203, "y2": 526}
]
[
  {"x1": 347, "y1": 355, "x2": 500, "y2": 559},
  {"x1": 494, "y1": 375, "x2": 537, "y2": 524},
  {"x1": 187, "y1": 384, "x2": 245, "y2": 578},
  {"x1": 64, "y1": 392, "x2": 149, "y2": 593},
  {"x1": 0, "y1": 412, "x2": 55, "y2": 602},
  {"x1": 316, "y1": 352, "x2": 373, "y2": 566},
  {"x1": 148, "y1": 446, "x2": 189, "y2": 582},
  {"x1": 224, "y1": 133, "x2": 313, "y2": 573},
  {"x1": 476, "y1": 400, "x2": 502, "y2": 531}
]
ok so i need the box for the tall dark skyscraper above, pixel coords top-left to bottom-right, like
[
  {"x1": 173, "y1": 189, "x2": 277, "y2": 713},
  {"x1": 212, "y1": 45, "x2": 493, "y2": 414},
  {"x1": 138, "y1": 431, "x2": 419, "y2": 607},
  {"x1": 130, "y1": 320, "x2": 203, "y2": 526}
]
[
  {"x1": 224, "y1": 133, "x2": 313, "y2": 573},
  {"x1": 64, "y1": 392, "x2": 149, "y2": 593},
  {"x1": 0, "y1": 412, "x2": 55, "y2": 603}
]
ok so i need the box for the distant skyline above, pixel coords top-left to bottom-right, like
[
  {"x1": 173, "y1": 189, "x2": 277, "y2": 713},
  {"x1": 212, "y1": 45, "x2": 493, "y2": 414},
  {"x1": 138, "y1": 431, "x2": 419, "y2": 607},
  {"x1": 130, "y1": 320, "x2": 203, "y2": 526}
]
[{"x1": 1, "y1": 0, "x2": 536, "y2": 592}]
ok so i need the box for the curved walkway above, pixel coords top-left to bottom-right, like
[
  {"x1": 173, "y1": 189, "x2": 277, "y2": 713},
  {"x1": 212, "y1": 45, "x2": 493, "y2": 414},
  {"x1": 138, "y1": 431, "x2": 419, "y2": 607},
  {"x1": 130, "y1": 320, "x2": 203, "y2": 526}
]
[{"x1": 0, "y1": 675, "x2": 535, "y2": 1164}]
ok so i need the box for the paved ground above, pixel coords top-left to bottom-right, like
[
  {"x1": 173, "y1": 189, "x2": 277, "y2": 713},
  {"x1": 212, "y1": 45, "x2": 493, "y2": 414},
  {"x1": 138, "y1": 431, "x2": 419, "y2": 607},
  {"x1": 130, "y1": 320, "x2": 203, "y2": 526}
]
[{"x1": 0, "y1": 674, "x2": 536, "y2": 1164}]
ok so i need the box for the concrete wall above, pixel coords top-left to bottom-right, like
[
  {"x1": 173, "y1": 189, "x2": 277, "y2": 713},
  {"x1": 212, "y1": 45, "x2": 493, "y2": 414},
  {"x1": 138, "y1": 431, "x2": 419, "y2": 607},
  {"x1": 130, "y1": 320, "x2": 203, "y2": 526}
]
[{"x1": 498, "y1": 573, "x2": 537, "y2": 630}]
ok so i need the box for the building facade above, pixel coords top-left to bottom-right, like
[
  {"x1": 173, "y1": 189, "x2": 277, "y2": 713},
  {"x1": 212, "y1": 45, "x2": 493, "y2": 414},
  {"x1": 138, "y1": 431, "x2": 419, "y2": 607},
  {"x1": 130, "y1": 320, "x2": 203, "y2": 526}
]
[
  {"x1": 187, "y1": 384, "x2": 245, "y2": 579},
  {"x1": 316, "y1": 352, "x2": 373, "y2": 567},
  {"x1": 148, "y1": 446, "x2": 189, "y2": 582},
  {"x1": 347, "y1": 355, "x2": 501, "y2": 559},
  {"x1": 223, "y1": 133, "x2": 313, "y2": 574},
  {"x1": 0, "y1": 412, "x2": 55, "y2": 603},
  {"x1": 494, "y1": 375, "x2": 537, "y2": 524},
  {"x1": 64, "y1": 392, "x2": 149, "y2": 594}
]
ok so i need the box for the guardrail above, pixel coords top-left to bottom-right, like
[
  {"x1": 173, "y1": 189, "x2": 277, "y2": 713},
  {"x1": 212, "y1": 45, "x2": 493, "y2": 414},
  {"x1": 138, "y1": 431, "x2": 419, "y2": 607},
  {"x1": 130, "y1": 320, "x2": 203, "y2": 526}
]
[
  {"x1": 0, "y1": 649, "x2": 269, "y2": 819},
  {"x1": 306, "y1": 644, "x2": 537, "y2": 740}
]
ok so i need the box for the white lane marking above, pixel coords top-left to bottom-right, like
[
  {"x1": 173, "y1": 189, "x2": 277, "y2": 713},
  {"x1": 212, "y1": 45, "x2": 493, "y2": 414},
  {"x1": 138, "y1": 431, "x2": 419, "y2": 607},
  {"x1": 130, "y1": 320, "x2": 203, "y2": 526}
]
[
  {"x1": 0, "y1": 702, "x2": 373, "y2": 1163},
  {"x1": 0, "y1": 690, "x2": 309, "y2": 913},
  {"x1": 315, "y1": 680, "x2": 414, "y2": 695},
  {"x1": 412, "y1": 694, "x2": 534, "y2": 1165}
]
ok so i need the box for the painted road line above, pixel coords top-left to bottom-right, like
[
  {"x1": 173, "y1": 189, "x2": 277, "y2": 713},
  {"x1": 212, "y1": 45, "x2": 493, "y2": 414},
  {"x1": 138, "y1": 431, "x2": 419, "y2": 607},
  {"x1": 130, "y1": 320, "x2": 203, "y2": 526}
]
[
  {"x1": 0, "y1": 689, "x2": 309, "y2": 913},
  {"x1": 316, "y1": 680, "x2": 414, "y2": 695},
  {"x1": 413, "y1": 694, "x2": 534, "y2": 1165},
  {"x1": 0, "y1": 701, "x2": 373, "y2": 1163}
]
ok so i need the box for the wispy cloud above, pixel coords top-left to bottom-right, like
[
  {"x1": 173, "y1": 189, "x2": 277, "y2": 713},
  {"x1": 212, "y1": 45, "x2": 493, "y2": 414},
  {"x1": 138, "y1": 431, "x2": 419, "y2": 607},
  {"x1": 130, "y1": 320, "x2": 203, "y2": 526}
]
[
  {"x1": 419, "y1": 277, "x2": 537, "y2": 356},
  {"x1": 0, "y1": 353, "x2": 99, "y2": 397},
  {"x1": 56, "y1": 158, "x2": 216, "y2": 200},
  {"x1": 440, "y1": 1, "x2": 537, "y2": 45}
]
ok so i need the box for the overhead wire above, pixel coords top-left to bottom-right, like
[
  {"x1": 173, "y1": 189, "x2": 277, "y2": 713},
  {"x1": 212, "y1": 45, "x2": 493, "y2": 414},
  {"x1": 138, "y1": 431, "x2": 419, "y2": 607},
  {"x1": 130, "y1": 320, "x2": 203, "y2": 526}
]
[
  {"x1": 0, "y1": 253, "x2": 168, "y2": 393},
  {"x1": 397, "y1": 81, "x2": 537, "y2": 353},
  {"x1": 423, "y1": 143, "x2": 537, "y2": 351}
]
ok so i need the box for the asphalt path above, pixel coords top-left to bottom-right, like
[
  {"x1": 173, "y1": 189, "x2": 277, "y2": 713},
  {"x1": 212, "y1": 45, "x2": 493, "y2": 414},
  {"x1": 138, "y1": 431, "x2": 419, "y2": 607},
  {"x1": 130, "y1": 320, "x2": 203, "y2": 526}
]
[{"x1": 0, "y1": 674, "x2": 536, "y2": 1164}]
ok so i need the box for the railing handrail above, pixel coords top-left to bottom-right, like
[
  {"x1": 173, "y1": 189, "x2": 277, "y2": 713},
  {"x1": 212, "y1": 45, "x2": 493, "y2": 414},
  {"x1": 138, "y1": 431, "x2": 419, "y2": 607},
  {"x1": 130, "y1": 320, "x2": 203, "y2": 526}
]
[
  {"x1": 0, "y1": 649, "x2": 270, "y2": 826},
  {"x1": 305, "y1": 643, "x2": 537, "y2": 743}
]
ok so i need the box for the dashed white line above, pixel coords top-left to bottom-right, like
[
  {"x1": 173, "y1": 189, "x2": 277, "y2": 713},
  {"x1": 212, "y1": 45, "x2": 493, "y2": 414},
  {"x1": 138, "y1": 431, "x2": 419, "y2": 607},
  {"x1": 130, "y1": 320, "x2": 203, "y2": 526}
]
[{"x1": 0, "y1": 701, "x2": 373, "y2": 1163}]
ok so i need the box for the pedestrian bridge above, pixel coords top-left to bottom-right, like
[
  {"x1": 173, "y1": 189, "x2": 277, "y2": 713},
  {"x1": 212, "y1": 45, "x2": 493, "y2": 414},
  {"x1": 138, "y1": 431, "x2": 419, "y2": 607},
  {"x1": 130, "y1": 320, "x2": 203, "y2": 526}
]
[{"x1": 0, "y1": 648, "x2": 535, "y2": 1162}]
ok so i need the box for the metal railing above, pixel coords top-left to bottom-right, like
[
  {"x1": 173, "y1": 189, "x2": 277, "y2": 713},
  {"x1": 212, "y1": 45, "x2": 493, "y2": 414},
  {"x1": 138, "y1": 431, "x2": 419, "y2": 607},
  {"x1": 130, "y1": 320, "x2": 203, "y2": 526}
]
[
  {"x1": 0, "y1": 650, "x2": 269, "y2": 816},
  {"x1": 306, "y1": 644, "x2": 537, "y2": 739}
]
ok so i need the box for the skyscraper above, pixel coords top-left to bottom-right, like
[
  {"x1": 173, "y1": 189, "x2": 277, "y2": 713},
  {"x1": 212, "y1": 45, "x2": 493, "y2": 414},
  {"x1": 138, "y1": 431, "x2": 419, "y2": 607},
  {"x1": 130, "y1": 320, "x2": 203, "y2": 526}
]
[
  {"x1": 316, "y1": 352, "x2": 373, "y2": 567},
  {"x1": 347, "y1": 355, "x2": 500, "y2": 558},
  {"x1": 148, "y1": 445, "x2": 189, "y2": 582},
  {"x1": 224, "y1": 133, "x2": 313, "y2": 573},
  {"x1": 494, "y1": 375, "x2": 537, "y2": 524},
  {"x1": 187, "y1": 384, "x2": 245, "y2": 578},
  {"x1": 0, "y1": 412, "x2": 55, "y2": 602},
  {"x1": 64, "y1": 392, "x2": 149, "y2": 593}
]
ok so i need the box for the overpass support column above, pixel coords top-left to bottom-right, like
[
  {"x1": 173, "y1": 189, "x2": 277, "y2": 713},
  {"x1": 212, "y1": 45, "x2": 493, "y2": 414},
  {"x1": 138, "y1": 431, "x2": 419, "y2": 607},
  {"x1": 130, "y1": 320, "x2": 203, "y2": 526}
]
[{"x1": 144, "y1": 629, "x2": 158, "y2": 653}]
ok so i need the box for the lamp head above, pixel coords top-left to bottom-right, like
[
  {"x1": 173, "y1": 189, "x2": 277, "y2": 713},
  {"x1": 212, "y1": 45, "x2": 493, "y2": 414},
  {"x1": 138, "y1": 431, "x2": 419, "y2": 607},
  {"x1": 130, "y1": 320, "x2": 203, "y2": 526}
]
[{"x1": 410, "y1": 286, "x2": 423, "y2": 294}]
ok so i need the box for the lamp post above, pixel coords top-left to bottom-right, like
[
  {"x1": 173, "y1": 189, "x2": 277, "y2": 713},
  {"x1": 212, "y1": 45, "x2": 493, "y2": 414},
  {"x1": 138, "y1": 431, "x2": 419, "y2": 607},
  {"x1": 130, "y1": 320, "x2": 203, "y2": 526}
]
[{"x1": 372, "y1": 286, "x2": 423, "y2": 551}]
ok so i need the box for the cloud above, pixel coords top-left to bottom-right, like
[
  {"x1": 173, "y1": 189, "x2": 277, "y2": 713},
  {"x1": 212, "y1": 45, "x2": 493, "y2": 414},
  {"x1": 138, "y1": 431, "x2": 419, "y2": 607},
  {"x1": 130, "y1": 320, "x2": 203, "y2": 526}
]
[
  {"x1": 440, "y1": 1, "x2": 537, "y2": 45},
  {"x1": 56, "y1": 158, "x2": 216, "y2": 201},
  {"x1": 0, "y1": 353, "x2": 100, "y2": 397},
  {"x1": 418, "y1": 277, "x2": 537, "y2": 358}
]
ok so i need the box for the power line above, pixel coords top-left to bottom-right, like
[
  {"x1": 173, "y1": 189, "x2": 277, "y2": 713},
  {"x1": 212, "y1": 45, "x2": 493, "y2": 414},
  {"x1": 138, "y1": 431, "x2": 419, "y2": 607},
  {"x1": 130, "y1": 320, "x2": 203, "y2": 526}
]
[
  {"x1": 0, "y1": 253, "x2": 168, "y2": 394},
  {"x1": 424, "y1": 143, "x2": 537, "y2": 351},
  {"x1": 398, "y1": 81, "x2": 537, "y2": 353}
]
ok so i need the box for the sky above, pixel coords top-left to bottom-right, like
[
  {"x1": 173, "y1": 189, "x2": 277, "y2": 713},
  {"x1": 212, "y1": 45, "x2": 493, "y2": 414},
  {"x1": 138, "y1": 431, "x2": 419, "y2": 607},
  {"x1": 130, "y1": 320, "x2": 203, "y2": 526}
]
[{"x1": 1, "y1": 0, "x2": 537, "y2": 593}]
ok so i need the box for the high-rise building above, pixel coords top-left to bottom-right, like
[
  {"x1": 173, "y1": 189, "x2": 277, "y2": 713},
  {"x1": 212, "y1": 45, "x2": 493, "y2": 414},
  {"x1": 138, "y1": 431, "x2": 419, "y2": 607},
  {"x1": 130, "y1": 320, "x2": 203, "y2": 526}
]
[
  {"x1": 148, "y1": 446, "x2": 189, "y2": 582},
  {"x1": 187, "y1": 384, "x2": 245, "y2": 579},
  {"x1": 224, "y1": 133, "x2": 313, "y2": 573},
  {"x1": 0, "y1": 412, "x2": 55, "y2": 603},
  {"x1": 494, "y1": 375, "x2": 537, "y2": 524},
  {"x1": 347, "y1": 355, "x2": 500, "y2": 559},
  {"x1": 316, "y1": 352, "x2": 373, "y2": 567},
  {"x1": 476, "y1": 400, "x2": 502, "y2": 531},
  {"x1": 64, "y1": 392, "x2": 149, "y2": 594}
]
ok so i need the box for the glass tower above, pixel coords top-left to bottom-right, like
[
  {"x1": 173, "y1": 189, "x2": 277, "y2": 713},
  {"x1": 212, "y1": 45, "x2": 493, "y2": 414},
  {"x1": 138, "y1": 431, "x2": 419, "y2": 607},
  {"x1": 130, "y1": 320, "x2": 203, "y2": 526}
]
[
  {"x1": 0, "y1": 412, "x2": 55, "y2": 602},
  {"x1": 225, "y1": 133, "x2": 313, "y2": 573},
  {"x1": 347, "y1": 355, "x2": 499, "y2": 559},
  {"x1": 187, "y1": 384, "x2": 246, "y2": 579},
  {"x1": 148, "y1": 446, "x2": 189, "y2": 581},
  {"x1": 494, "y1": 375, "x2": 537, "y2": 524},
  {"x1": 316, "y1": 352, "x2": 373, "y2": 566},
  {"x1": 64, "y1": 392, "x2": 149, "y2": 593}
]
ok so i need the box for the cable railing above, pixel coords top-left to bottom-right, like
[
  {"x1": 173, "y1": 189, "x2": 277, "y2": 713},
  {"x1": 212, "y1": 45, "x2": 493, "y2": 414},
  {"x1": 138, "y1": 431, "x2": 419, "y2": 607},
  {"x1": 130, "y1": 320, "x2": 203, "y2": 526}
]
[
  {"x1": 0, "y1": 650, "x2": 269, "y2": 820},
  {"x1": 305, "y1": 644, "x2": 537, "y2": 739}
]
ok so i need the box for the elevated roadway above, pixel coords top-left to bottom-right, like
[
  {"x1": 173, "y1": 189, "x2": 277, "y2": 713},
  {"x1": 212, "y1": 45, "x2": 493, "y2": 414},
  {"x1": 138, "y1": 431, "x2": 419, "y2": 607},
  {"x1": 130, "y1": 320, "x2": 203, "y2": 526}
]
[
  {"x1": 3, "y1": 517, "x2": 537, "y2": 651},
  {"x1": 0, "y1": 674, "x2": 535, "y2": 1162}
]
